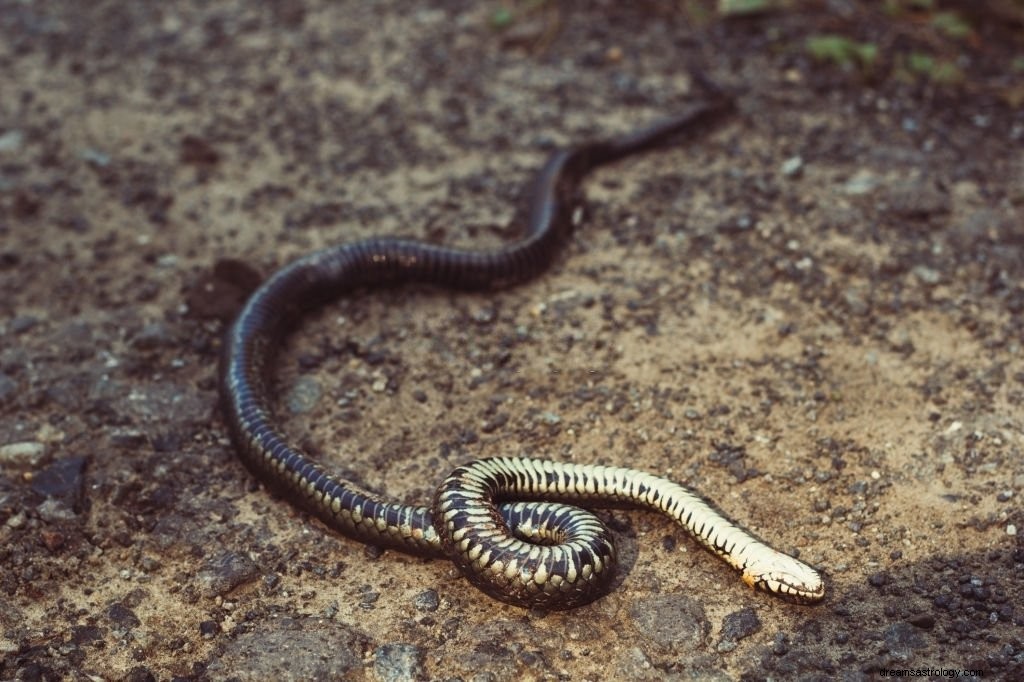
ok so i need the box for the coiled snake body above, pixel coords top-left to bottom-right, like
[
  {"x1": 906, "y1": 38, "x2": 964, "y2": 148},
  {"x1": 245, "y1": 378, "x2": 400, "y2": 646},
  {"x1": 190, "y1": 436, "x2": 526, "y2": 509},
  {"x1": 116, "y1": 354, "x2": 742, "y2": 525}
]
[{"x1": 219, "y1": 91, "x2": 825, "y2": 608}]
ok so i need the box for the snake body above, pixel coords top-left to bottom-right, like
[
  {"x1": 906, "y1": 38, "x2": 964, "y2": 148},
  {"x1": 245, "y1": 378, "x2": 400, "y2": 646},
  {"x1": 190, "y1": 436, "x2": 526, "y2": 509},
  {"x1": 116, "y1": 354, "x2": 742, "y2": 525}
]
[{"x1": 219, "y1": 91, "x2": 825, "y2": 608}]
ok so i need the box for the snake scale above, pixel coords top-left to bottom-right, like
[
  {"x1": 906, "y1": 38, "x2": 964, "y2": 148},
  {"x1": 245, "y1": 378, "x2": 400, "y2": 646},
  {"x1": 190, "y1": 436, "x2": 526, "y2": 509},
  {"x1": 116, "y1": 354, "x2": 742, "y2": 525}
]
[{"x1": 218, "y1": 86, "x2": 825, "y2": 608}]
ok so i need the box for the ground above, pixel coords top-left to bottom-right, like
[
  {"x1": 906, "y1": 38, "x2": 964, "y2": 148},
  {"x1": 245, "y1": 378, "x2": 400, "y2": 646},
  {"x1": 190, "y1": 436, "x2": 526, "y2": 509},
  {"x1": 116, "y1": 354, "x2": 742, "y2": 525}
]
[{"x1": 1, "y1": 1, "x2": 1023, "y2": 680}]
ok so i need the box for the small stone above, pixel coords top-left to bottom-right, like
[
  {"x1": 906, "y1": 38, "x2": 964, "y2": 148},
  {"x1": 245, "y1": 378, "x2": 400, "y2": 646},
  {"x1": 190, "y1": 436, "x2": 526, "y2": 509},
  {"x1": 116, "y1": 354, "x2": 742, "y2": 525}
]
[
  {"x1": 883, "y1": 178, "x2": 950, "y2": 218},
  {"x1": 884, "y1": 621, "x2": 926, "y2": 655},
  {"x1": 780, "y1": 156, "x2": 804, "y2": 177},
  {"x1": 40, "y1": 529, "x2": 65, "y2": 551},
  {"x1": 0, "y1": 129, "x2": 24, "y2": 153},
  {"x1": 908, "y1": 613, "x2": 936, "y2": 630},
  {"x1": 0, "y1": 372, "x2": 15, "y2": 403},
  {"x1": 123, "y1": 667, "x2": 156, "y2": 682},
  {"x1": 285, "y1": 376, "x2": 322, "y2": 414},
  {"x1": 629, "y1": 594, "x2": 709, "y2": 654},
  {"x1": 199, "y1": 620, "x2": 221, "y2": 639},
  {"x1": 0, "y1": 441, "x2": 46, "y2": 466},
  {"x1": 205, "y1": 621, "x2": 366, "y2": 680},
  {"x1": 107, "y1": 602, "x2": 142, "y2": 629},
  {"x1": 9, "y1": 315, "x2": 39, "y2": 334},
  {"x1": 198, "y1": 551, "x2": 260, "y2": 598},
  {"x1": 373, "y1": 643, "x2": 425, "y2": 682},
  {"x1": 413, "y1": 589, "x2": 439, "y2": 612},
  {"x1": 841, "y1": 169, "x2": 878, "y2": 195},
  {"x1": 30, "y1": 456, "x2": 87, "y2": 511},
  {"x1": 130, "y1": 322, "x2": 175, "y2": 350},
  {"x1": 720, "y1": 606, "x2": 762, "y2": 641},
  {"x1": 912, "y1": 265, "x2": 941, "y2": 285},
  {"x1": 867, "y1": 571, "x2": 890, "y2": 588}
]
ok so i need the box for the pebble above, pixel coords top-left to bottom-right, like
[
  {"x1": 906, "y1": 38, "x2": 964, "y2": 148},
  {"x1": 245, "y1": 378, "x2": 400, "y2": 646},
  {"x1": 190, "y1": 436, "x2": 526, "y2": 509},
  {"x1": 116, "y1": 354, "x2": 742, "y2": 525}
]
[
  {"x1": 125, "y1": 382, "x2": 207, "y2": 424},
  {"x1": 130, "y1": 322, "x2": 176, "y2": 350},
  {"x1": 780, "y1": 156, "x2": 804, "y2": 177},
  {"x1": 285, "y1": 376, "x2": 322, "y2": 414},
  {"x1": 30, "y1": 456, "x2": 87, "y2": 510},
  {"x1": 0, "y1": 129, "x2": 24, "y2": 153},
  {"x1": 0, "y1": 441, "x2": 46, "y2": 466},
  {"x1": 199, "y1": 620, "x2": 221, "y2": 639},
  {"x1": 372, "y1": 643, "x2": 425, "y2": 682},
  {"x1": 883, "y1": 621, "x2": 926, "y2": 658},
  {"x1": 720, "y1": 606, "x2": 762, "y2": 642},
  {"x1": 107, "y1": 602, "x2": 142, "y2": 629},
  {"x1": 204, "y1": 620, "x2": 366, "y2": 681},
  {"x1": 413, "y1": 589, "x2": 439, "y2": 612},
  {"x1": 841, "y1": 169, "x2": 878, "y2": 195},
  {"x1": 197, "y1": 551, "x2": 260, "y2": 598},
  {"x1": 9, "y1": 315, "x2": 39, "y2": 334},
  {"x1": 883, "y1": 178, "x2": 950, "y2": 218},
  {"x1": 0, "y1": 363, "x2": 21, "y2": 399},
  {"x1": 629, "y1": 594, "x2": 709, "y2": 654}
]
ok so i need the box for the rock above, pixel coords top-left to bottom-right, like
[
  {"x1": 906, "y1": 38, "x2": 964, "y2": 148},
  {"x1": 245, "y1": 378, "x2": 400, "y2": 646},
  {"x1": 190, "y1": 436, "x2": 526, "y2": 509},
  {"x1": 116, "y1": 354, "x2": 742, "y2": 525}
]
[
  {"x1": 884, "y1": 621, "x2": 926, "y2": 659},
  {"x1": 882, "y1": 178, "x2": 950, "y2": 218},
  {"x1": 629, "y1": 594, "x2": 710, "y2": 654},
  {"x1": 30, "y1": 456, "x2": 87, "y2": 512},
  {"x1": 197, "y1": 551, "x2": 260, "y2": 598},
  {"x1": 107, "y1": 602, "x2": 142, "y2": 629},
  {"x1": 130, "y1": 322, "x2": 176, "y2": 350},
  {"x1": 413, "y1": 589, "x2": 439, "y2": 612},
  {"x1": 0, "y1": 372, "x2": 16, "y2": 404},
  {"x1": 123, "y1": 381, "x2": 208, "y2": 424},
  {"x1": 0, "y1": 441, "x2": 46, "y2": 466},
  {"x1": 206, "y1": 618, "x2": 367, "y2": 681},
  {"x1": 285, "y1": 376, "x2": 322, "y2": 414},
  {"x1": 780, "y1": 156, "x2": 804, "y2": 177},
  {"x1": 372, "y1": 643, "x2": 425, "y2": 682},
  {"x1": 720, "y1": 606, "x2": 762, "y2": 642}
]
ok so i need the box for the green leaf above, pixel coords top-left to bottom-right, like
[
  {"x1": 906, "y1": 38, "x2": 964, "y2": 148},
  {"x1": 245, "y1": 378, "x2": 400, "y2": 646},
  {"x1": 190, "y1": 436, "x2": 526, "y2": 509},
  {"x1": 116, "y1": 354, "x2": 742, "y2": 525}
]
[
  {"x1": 718, "y1": 0, "x2": 771, "y2": 16},
  {"x1": 490, "y1": 7, "x2": 514, "y2": 29},
  {"x1": 931, "y1": 11, "x2": 972, "y2": 40},
  {"x1": 907, "y1": 52, "x2": 935, "y2": 73},
  {"x1": 806, "y1": 35, "x2": 877, "y2": 69}
]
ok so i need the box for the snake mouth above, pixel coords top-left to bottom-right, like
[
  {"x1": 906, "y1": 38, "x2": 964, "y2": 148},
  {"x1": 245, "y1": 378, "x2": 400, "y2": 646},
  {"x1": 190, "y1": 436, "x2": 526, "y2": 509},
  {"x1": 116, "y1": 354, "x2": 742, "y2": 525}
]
[{"x1": 743, "y1": 570, "x2": 825, "y2": 604}]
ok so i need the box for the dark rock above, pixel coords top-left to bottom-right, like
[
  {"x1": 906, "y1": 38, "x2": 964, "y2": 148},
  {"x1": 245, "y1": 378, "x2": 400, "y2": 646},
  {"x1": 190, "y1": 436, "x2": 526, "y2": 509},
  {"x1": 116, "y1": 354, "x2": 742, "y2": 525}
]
[
  {"x1": 197, "y1": 551, "x2": 260, "y2": 597},
  {"x1": 414, "y1": 589, "x2": 439, "y2": 612},
  {"x1": 107, "y1": 602, "x2": 141, "y2": 629},
  {"x1": 373, "y1": 643, "x2": 425, "y2": 682},
  {"x1": 882, "y1": 178, "x2": 950, "y2": 218},
  {"x1": 30, "y1": 456, "x2": 87, "y2": 511},
  {"x1": 629, "y1": 594, "x2": 709, "y2": 654},
  {"x1": 0, "y1": 372, "x2": 16, "y2": 404},
  {"x1": 205, "y1": 619, "x2": 367, "y2": 681},
  {"x1": 180, "y1": 135, "x2": 220, "y2": 166},
  {"x1": 721, "y1": 606, "x2": 762, "y2": 642},
  {"x1": 124, "y1": 666, "x2": 156, "y2": 682},
  {"x1": 908, "y1": 613, "x2": 936, "y2": 630},
  {"x1": 184, "y1": 258, "x2": 263, "y2": 320},
  {"x1": 884, "y1": 621, "x2": 926, "y2": 658},
  {"x1": 70, "y1": 625, "x2": 106, "y2": 645},
  {"x1": 9, "y1": 315, "x2": 39, "y2": 333}
]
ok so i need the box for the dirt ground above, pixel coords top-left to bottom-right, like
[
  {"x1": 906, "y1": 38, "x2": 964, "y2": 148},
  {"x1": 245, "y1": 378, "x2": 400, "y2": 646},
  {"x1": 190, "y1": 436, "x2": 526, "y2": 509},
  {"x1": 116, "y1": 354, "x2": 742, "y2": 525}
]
[{"x1": 1, "y1": 1, "x2": 1022, "y2": 680}]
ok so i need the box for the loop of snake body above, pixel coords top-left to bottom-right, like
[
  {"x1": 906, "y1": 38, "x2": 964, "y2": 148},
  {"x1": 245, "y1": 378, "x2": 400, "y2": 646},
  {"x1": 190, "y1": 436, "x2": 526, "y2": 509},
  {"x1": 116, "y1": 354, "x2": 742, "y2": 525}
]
[{"x1": 218, "y1": 90, "x2": 825, "y2": 608}]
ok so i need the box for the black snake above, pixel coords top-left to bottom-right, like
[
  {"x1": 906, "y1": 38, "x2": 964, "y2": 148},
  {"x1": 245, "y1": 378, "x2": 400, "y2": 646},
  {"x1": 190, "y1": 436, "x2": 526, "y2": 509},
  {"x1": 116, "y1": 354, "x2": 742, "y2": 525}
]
[{"x1": 218, "y1": 87, "x2": 825, "y2": 608}]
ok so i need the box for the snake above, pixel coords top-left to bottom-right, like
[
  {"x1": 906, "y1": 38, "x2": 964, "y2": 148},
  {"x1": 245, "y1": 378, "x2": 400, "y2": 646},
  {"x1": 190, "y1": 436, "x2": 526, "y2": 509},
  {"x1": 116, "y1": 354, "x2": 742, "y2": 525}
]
[{"x1": 218, "y1": 86, "x2": 825, "y2": 608}]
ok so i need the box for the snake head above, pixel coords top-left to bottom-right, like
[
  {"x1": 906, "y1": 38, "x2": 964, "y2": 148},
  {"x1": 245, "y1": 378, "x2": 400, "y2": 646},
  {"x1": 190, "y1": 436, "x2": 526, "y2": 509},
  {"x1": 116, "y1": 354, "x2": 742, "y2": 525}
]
[{"x1": 742, "y1": 552, "x2": 825, "y2": 604}]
